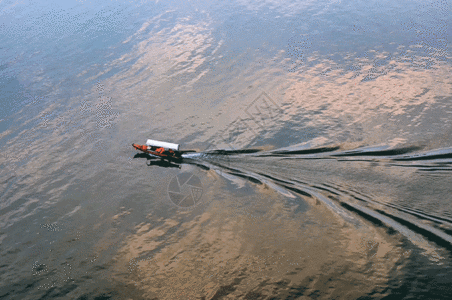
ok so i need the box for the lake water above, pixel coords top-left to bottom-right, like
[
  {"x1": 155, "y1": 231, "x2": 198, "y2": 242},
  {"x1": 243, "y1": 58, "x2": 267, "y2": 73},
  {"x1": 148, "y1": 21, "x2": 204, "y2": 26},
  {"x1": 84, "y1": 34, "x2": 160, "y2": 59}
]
[{"x1": 1, "y1": 0, "x2": 452, "y2": 299}]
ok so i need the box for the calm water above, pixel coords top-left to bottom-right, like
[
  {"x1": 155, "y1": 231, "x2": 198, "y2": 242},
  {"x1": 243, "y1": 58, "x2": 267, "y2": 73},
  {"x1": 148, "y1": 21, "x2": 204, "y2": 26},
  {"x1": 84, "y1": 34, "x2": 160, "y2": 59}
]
[{"x1": 1, "y1": 0, "x2": 452, "y2": 299}]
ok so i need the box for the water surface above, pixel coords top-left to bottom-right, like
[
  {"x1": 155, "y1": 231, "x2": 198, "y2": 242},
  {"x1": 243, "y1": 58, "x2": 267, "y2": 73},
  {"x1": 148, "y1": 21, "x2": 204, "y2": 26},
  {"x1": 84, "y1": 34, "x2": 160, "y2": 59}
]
[{"x1": 1, "y1": 0, "x2": 452, "y2": 299}]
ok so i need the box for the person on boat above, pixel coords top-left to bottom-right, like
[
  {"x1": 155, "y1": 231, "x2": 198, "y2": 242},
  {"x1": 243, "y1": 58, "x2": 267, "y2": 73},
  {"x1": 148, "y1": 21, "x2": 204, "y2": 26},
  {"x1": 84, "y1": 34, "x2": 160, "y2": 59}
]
[{"x1": 156, "y1": 147, "x2": 165, "y2": 154}]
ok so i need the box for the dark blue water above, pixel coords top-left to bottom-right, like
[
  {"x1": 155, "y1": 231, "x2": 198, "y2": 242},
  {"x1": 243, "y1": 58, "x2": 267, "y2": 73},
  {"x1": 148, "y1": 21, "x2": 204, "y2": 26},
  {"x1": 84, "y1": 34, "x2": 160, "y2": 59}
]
[{"x1": 1, "y1": 0, "x2": 452, "y2": 299}]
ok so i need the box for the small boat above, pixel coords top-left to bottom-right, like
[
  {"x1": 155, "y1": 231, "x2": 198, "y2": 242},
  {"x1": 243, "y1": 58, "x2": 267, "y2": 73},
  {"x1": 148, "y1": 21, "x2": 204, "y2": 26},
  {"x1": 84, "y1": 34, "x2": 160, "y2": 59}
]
[{"x1": 132, "y1": 139, "x2": 192, "y2": 162}]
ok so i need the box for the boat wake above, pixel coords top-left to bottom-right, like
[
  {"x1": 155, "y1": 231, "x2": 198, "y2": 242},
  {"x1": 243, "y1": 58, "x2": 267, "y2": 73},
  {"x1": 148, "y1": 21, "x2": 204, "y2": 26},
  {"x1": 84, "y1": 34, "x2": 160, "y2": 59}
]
[{"x1": 191, "y1": 143, "x2": 452, "y2": 255}]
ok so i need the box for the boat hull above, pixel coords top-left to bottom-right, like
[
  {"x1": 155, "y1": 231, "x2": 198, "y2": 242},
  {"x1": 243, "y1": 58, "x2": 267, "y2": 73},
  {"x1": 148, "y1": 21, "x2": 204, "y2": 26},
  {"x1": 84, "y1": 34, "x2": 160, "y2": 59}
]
[{"x1": 132, "y1": 144, "x2": 183, "y2": 162}]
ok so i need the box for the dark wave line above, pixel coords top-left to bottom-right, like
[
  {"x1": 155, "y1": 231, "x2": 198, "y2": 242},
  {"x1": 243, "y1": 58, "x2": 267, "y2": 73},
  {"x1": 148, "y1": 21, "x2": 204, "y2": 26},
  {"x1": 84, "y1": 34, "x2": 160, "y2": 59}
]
[
  {"x1": 225, "y1": 172, "x2": 263, "y2": 185},
  {"x1": 393, "y1": 153, "x2": 452, "y2": 161},
  {"x1": 311, "y1": 184, "x2": 340, "y2": 195},
  {"x1": 279, "y1": 184, "x2": 313, "y2": 198},
  {"x1": 331, "y1": 146, "x2": 421, "y2": 157},
  {"x1": 270, "y1": 146, "x2": 341, "y2": 156},
  {"x1": 255, "y1": 172, "x2": 299, "y2": 185},
  {"x1": 339, "y1": 202, "x2": 390, "y2": 230},
  {"x1": 391, "y1": 147, "x2": 452, "y2": 161},
  {"x1": 417, "y1": 167, "x2": 452, "y2": 172},
  {"x1": 281, "y1": 156, "x2": 337, "y2": 160},
  {"x1": 205, "y1": 149, "x2": 262, "y2": 155},
  {"x1": 389, "y1": 163, "x2": 452, "y2": 168}
]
